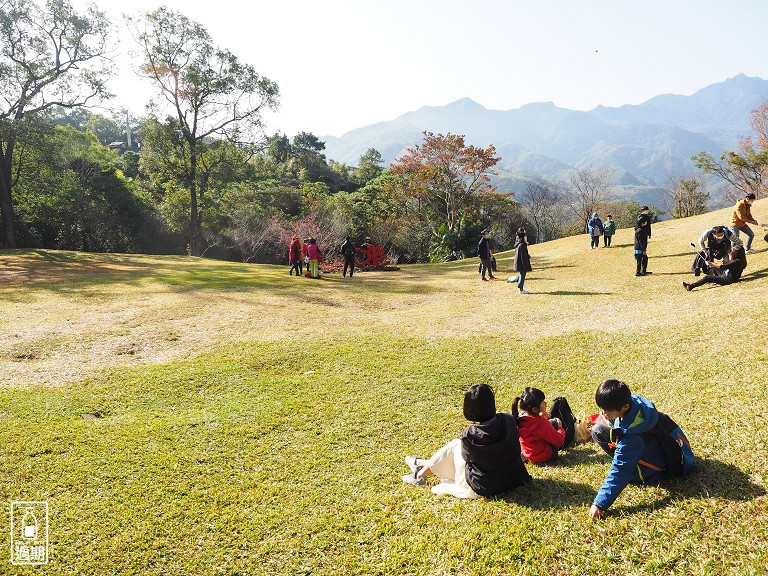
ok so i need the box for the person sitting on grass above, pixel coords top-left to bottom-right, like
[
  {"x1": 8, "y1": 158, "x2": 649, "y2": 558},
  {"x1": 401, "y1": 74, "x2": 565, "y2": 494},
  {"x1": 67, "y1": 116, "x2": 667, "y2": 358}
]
[
  {"x1": 683, "y1": 245, "x2": 747, "y2": 291},
  {"x1": 511, "y1": 387, "x2": 567, "y2": 465},
  {"x1": 402, "y1": 383, "x2": 531, "y2": 498},
  {"x1": 589, "y1": 379, "x2": 687, "y2": 519}
]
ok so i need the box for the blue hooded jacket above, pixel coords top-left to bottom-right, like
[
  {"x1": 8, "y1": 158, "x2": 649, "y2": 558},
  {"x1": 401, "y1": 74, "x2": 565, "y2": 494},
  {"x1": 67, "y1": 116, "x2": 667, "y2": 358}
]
[
  {"x1": 593, "y1": 394, "x2": 665, "y2": 510},
  {"x1": 587, "y1": 212, "x2": 604, "y2": 236}
]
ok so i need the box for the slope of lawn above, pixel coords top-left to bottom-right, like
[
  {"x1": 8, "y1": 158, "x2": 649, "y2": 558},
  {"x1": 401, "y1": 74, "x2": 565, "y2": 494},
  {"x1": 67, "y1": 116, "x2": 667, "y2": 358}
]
[{"x1": 1, "y1": 201, "x2": 767, "y2": 575}]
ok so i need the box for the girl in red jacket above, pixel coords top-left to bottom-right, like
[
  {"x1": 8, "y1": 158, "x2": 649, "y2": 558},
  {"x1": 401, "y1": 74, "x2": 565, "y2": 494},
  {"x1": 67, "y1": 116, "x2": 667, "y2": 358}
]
[{"x1": 512, "y1": 387, "x2": 565, "y2": 464}]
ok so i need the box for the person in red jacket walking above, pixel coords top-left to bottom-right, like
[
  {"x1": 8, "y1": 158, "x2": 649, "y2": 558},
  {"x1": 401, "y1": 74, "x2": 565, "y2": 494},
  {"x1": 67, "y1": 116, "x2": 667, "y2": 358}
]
[{"x1": 511, "y1": 387, "x2": 566, "y2": 464}]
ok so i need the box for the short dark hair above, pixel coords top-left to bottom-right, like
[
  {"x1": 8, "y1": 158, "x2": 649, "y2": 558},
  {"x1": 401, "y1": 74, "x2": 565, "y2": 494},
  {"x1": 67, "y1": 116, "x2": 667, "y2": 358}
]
[
  {"x1": 464, "y1": 383, "x2": 496, "y2": 422},
  {"x1": 595, "y1": 379, "x2": 632, "y2": 411},
  {"x1": 746, "y1": 193, "x2": 756, "y2": 200}
]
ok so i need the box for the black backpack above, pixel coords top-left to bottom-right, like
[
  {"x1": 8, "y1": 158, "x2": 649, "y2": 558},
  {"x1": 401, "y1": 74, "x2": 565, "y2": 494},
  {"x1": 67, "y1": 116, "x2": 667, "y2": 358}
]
[
  {"x1": 609, "y1": 412, "x2": 695, "y2": 479},
  {"x1": 549, "y1": 397, "x2": 576, "y2": 447}
]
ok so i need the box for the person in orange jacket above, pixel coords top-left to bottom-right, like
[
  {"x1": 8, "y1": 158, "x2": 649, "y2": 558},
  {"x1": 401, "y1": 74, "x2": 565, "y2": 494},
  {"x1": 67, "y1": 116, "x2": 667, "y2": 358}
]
[{"x1": 729, "y1": 192, "x2": 762, "y2": 253}]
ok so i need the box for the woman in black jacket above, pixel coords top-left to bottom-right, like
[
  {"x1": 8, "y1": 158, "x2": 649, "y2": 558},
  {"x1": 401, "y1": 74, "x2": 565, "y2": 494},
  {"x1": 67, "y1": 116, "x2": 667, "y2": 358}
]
[
  {"x1": 402, "y1": 384, "x2": 531, "y2": 498},
  {"x1": 683, "y1": 246, "x2": 747, "y2": 291}
]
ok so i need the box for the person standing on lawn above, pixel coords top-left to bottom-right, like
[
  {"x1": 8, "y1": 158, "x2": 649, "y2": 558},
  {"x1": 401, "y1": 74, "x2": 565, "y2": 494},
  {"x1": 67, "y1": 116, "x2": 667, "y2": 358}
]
[
  {"x1": 603, "y1": 215, "x2": 616, "y2": 247},
  {"x1": 587, "y1": 212, "x2": 604, "y2": 249},
  {"x1": 306, "y1": 237, "x2": 322, "y2": 278},
  {"x1": 477, "y1": 230, "x2": 495, "y2": 281},
  {"x1": 288, "y1": 236, "x2": 302, "y2": 276},
  {"x1": 634, "y1": 206, "x2": 652, "y2": 276},
  {"x1": 340, "y1": 236, "x2": 356, "y2": 278},
  {"x1": 512, "y1": 227, "x2": 532, "y2": 294}
]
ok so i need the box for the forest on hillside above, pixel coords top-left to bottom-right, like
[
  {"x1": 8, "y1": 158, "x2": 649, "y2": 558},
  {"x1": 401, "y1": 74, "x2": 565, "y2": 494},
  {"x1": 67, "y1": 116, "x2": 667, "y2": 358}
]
[{"x1": 2, "y1": 0, "x2": 766, "y2": 264}]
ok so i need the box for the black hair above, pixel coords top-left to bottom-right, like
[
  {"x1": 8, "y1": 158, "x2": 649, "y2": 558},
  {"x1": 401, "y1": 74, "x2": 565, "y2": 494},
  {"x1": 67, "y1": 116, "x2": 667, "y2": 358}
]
[
  {"x1": 511, "y1": 387, "x2": 545, "y2": 420},
  {"x1": 463, "y1": 383, "x2": 496, "y2": 422},
  {"x1": 730, "y1": 245, "x2": 747, "y2": 269},
  {"x1": 594, "y1": 379, "x2": 632, "y2": 411}
]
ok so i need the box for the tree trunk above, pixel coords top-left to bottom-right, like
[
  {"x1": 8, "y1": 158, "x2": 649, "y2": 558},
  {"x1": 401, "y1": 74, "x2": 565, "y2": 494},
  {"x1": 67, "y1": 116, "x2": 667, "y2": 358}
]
[
  {"x1": 0, "y1": 144, "x2": 19, "y2": 248},
  {"x1": 188, "y1": 141, "x2": 199, "y2": 256}
]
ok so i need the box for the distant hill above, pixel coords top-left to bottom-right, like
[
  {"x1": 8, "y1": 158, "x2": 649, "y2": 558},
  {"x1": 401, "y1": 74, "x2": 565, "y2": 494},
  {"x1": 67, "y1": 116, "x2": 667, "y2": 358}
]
[{"x1": 322, "y1": 74, "x2": 768, "y2": 206}]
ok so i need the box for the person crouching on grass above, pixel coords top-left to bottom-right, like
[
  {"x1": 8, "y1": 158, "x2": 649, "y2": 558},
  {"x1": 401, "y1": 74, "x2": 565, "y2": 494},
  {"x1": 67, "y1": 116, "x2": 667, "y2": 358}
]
[
  {"x1": 402, "y1": 384, "x2": 531, "y2": 498},
  {"x1": 588, "y1": 379, "x2": 693, "y2": 519}
]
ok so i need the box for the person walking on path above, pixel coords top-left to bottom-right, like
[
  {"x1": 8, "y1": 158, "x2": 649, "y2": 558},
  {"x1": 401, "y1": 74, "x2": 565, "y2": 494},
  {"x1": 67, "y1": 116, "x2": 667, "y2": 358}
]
[
  {"x1": 340, "y1": 236, "x2": 356, "y2": 278},
  {"x1": 288, "y1": 236, "x2": 302, "y2": 276},
  {"x1": 477, "y1": 230, "x2": 495, "y2": 281},
  {"x1": 603, "y1": 215, "x2": 616, "y2": 247},
  {"x1": 730, "y1": 193, "x2": 762, "y2": 254},
  {"x1": 512, "y1": 227, "x2": 532, "y2": 294},
  {"x1": 634, "y1": 206, "x2": 652, "y2": 276},
  {"x1": 587, "y1": 212, "x2": 604, "y2": 249}
]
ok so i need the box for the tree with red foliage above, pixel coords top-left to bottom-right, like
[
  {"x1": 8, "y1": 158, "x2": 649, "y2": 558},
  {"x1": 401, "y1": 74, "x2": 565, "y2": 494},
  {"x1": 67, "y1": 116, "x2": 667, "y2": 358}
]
[{"x1": 388, "y1": 132, "x2": 500, "y2": 259}]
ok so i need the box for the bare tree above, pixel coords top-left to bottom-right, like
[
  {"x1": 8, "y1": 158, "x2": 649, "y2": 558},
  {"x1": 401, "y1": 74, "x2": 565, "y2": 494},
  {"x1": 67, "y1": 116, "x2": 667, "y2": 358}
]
[
  {"x1": 520, "y1": 178, "x2": 566, "y2": 243},
  {"x1": 0, "y1": 0, "x2": 113, "y2": 247},
  {"x1": 566, "y1": 166, "x2": 614, "y2": 232}
]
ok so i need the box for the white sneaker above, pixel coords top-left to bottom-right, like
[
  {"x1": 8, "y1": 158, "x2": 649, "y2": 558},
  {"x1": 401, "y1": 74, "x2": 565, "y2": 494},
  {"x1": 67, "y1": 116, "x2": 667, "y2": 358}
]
[
  {"x1": 746, "y1": 249, "x2": 757, "y2": 254},
  {"x1": 404, "y1": 455, "x2": 424, "y2": 474},
  {"x1": 519, "y1": 289, "x2": 530, "y2": 294},
  {"x1": 402, "y1": 472, "x2": 425, "y2": 486}
]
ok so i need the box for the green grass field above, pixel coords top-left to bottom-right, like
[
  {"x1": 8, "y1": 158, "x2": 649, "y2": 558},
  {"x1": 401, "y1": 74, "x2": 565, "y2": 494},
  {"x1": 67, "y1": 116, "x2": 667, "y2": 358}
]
[{"x1": 1, "y1": 202, "x2": 768, "y2": 575}]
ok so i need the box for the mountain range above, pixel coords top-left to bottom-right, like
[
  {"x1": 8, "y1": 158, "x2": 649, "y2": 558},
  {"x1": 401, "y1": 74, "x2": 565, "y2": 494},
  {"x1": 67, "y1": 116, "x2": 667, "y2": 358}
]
[{"x1": 322, "y1": 74, "x2": 768, "y2": 206}]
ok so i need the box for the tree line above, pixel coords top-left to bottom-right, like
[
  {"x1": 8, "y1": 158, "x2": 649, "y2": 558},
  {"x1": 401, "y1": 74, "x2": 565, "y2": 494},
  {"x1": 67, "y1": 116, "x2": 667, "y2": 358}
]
[{"x1": 2, "y1": 0, "x2": 766, "y2": 264}]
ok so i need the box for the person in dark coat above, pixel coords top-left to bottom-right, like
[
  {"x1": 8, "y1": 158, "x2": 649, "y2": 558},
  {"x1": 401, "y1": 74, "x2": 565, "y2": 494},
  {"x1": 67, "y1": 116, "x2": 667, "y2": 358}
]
[
  {"x1": 340, "y1": 236, "x2": 356, "y2": 278},
  {"x1": 634, "y1": 206, "x2": 652, "y2": 276},
  {"x1": 477, "y1": 230, "x2": 495, "y2": 281},
  {"x1": 683, "y1": 246, "x2": 747, "y2": 291},
  {"x1": 402, "y1": 383, "x2": 531, "y2": 498},
  {"x1": 511, "y1": 227, "x2": 533, "y2": 294}
]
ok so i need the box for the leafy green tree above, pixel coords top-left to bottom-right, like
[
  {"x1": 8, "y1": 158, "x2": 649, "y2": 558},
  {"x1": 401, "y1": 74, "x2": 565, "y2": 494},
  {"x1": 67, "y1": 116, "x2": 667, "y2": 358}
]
[
  {"x1": 354, "y1": 148, "x2": 384, "y2": 185},
  {"x1": 0, "y1": 0, "x2": 113, "y2": 247},
  {"x1": 693, "y1": 148, "x2": 768, "y2": 202},
  {"x1": 16, "y1": 125, "x2": 149, "y2": 251},
  {"x1": 661, "y1": 174, "x2": 710, "y2": 218},
  {"x1": 131, "y1": 7, "x2": 279, "y2": 255}
]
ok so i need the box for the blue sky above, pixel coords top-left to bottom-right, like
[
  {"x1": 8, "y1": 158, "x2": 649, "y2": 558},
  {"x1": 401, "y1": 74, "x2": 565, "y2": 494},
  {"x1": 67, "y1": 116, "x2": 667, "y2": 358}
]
[{"x1": 76, "y1": 0, "x2": 768, "y2": 138}]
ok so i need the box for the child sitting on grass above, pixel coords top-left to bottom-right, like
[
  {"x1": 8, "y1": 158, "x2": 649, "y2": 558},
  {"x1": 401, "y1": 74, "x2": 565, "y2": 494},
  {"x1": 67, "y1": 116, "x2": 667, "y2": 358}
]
[
  {"x1": 511, "y1": 387, "x2": 566, "y2": 464},
  {"x1": 402, "y1": 384, "x2": 531, "y2": 498},
  {"x1": 589, "y1": 379, "x2": 691, "y2": 519}
]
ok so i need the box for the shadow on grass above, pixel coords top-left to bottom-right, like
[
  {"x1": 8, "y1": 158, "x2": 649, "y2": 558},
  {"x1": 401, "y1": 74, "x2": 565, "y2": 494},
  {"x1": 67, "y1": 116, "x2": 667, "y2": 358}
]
[
  {"x1": 537, "y1": 290, "x2": 612, "y2": 296},
  {"x1": 606, "y1": 457, "x2": 766, "y2": 516},
  {"x1": 498, "y1": 477, "x2": 596, "y2": 509},
  {"x1": 740, "y1": 266, "x2": 768, "y2": 282},
  {"x1": 653, "y1": 251, "x2": 696, "y2": 259},
  {"x1": 536, "y1": 264, "x2": 576, "y2": 271}
]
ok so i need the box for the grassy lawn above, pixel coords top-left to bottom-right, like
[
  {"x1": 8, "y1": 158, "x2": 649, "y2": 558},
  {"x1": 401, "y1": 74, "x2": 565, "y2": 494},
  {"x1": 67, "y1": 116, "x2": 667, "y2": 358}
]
[{"x1": 1, "y1": 202, "x2": 767, "y2": 575}]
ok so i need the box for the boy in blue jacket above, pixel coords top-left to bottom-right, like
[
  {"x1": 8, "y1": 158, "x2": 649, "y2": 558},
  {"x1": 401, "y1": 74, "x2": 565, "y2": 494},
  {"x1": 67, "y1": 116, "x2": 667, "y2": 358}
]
[{"x1": 589, "y1": 379, "x2": 665, "y2": 519}]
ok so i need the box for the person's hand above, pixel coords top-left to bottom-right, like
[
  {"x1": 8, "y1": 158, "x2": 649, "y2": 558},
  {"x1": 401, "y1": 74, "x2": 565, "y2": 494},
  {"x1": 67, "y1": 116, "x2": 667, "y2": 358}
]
[
  {"x1": 555, "y1": 417, "x2": 563, "y2": 428},
  {"x1": 589, "y1": 504, "x2": 605, "y2": 519}
]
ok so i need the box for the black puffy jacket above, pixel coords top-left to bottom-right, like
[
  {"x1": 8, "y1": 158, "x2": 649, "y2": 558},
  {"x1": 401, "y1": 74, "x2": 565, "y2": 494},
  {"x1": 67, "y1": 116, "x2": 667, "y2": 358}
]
[{"x1": 461, "y1": 413, "x2": 531, "y2": 496}]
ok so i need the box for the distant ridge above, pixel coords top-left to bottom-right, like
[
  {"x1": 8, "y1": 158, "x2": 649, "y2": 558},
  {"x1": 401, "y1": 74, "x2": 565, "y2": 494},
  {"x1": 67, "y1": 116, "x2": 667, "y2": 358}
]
[{"x1": 322, "y1": 74, "x2": 768, "y2": 206}]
